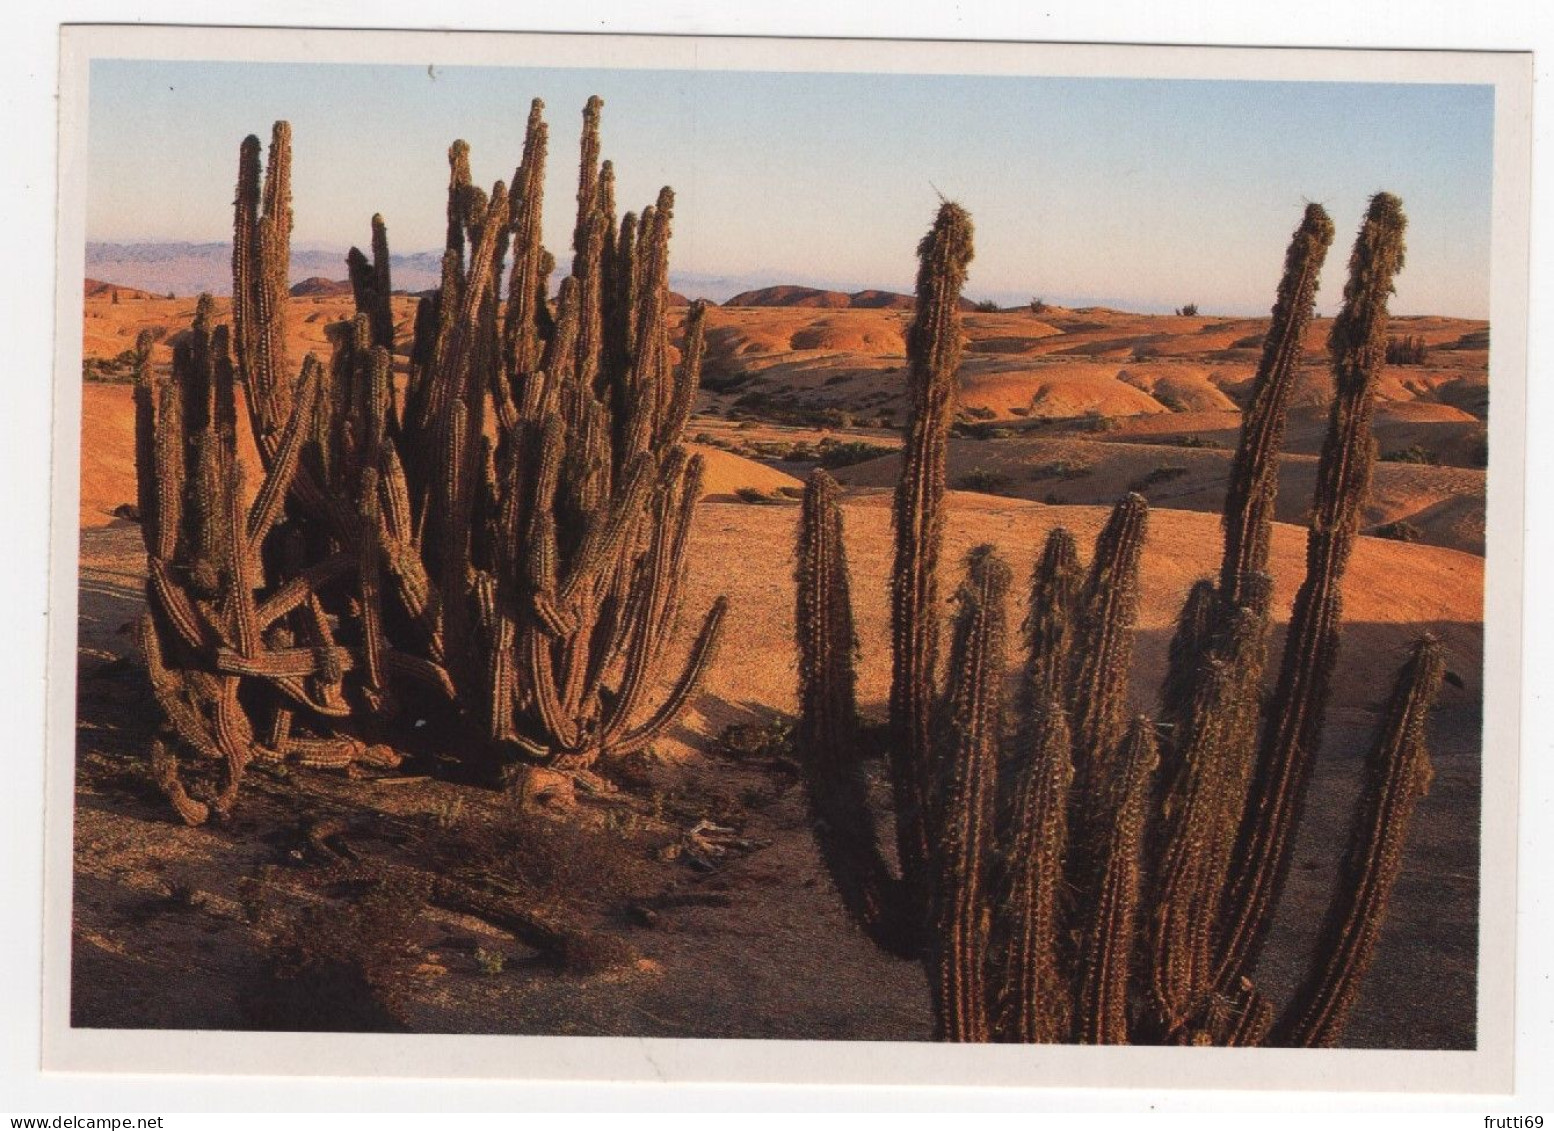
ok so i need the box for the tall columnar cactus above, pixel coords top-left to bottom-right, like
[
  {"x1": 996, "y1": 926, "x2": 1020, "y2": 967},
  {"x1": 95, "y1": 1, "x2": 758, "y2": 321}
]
[
  {"x1": 889, "y1": 202, "x2": 975, "y2": 931},
  {"x1": 794, "y1": 194, "x2": 1445, "y2": 1046},
  {"x1": 137, "y1": 100, "x2": 725, "y2": 822}
]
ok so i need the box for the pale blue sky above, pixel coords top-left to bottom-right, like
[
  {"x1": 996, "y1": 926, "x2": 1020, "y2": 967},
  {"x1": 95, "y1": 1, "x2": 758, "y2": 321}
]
[{"x1": 86, "y1": 60, "x2": 1495, "y2": 316}]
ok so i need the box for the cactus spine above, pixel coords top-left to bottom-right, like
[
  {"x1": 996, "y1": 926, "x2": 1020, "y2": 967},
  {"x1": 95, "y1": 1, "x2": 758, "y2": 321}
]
[
  {"x1": 136, "y1": 99, "x2": 724, "y2": 822},
  {"x1": 793, "y1": 194, "x2": 1444, "y2": 1047}
]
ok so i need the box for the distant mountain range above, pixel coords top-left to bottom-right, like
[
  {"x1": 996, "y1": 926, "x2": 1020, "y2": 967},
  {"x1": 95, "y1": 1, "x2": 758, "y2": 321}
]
[
  {"x1": 83, "y1": 241, "x2": 932, "y2": 309},
  {"x1": 85, "y1": 242, "x2": 449, "y2": 298}
]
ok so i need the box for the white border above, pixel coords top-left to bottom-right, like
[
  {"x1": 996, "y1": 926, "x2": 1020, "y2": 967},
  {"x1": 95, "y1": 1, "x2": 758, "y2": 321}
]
[{"x1": 5, "y1": 5, "x2": 1545, "y2": 1113}]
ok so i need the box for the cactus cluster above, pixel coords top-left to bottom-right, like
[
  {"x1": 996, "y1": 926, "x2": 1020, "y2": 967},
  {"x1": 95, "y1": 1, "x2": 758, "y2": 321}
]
[
  {"x1": 136, "y1": 99, "x2": 725, "y2": 823},
  {"x1": 794, "y1": 195, "x2": 1445, "y2": 1046}
]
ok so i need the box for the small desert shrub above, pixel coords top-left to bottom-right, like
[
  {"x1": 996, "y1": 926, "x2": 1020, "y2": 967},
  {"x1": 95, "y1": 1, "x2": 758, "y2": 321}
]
[
  {"x1": 1076, "y1": 409, "x2": 1118, "y2": 434},
  {"x1": 961, "y1": 405, "x2": 998, "y2": 421},
  {"x1": 1029, "y1": 459, "x2": 1091, "y2": 481},
  {"x1": 955, "y1": 468, "x2": 1015, "y2": 493},
  {"x1": 1008, "y1": 406, "x2": 1031, "y2": 417},
  {"x1": 1381, "y1": 445, "x2": 1440, "y2": 466},
  {"x1": 814, "y1": 435, "x2": 888, "y2": 466},
  {"x1": 1030, "y1": 297, "x2": 1049, "y2": 315},
  {"x1": 245, "y1": 872, "x2": 426, "y2": 1033},
  {"x1": 1175, "y1": 303, "x2": 1200, "y2": 317},
  {"x1": 1385, "y1": 335, "x2": 1429, "y2": 365},
  {"x1": 777, "y1": 485, "x2": 806, "y2": 499},
  {"x1": 1169, "y1": 434, "x2": 1224, "y2": 449},
  {"x1": 437, "y1": 806, "x2": 655, "y2": 908},
  {"x1": 734, "y1": 486, "x2": 776, "y2": 504},
  {"x1": 475, "y1": 946, "x2": 507, "y2": 975},
  {"x1": 735, "y1": 419, "x2": 760, "y2": 431},
  {"x1": 1127, "y1": 464, "x2": 1189, "y2": 493},
  {"x1": 1375, "y1": 520, "x2": 1423, "y2": 543},
  {"x1": 713, "y1": 717, "x2": 796, "y2": 763},
  {"x1": 83, "y1": 347, "x2": 144, "y2": 384},
  {"x1": 973, "y1": 299, "x2": 1002, "y2": 313},
  {"x1": 1131, "y1": 343, "x2": 1163, "y2": 361},
  {"x1": 782, "y1": 442, "x2": 820, "y2": 462},
  {"x1": 1154, "y1": 390, "x2": 1189, "y2": 413}
]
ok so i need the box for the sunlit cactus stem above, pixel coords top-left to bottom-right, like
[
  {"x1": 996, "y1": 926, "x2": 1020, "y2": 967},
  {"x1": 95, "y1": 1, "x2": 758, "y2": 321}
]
[
  {"x1": 930, "y1": 546, "x2": 1011, "y2": 1042},
  {"x1": 1218, "y1": 192, "x2": 1409, "y2": 987},
  {"x1": 1273, "y1": 634, "x2": 1444, "y2": 1047},
  {"x1": 889, "y1": 200, "x2": 974, "y2": 925},
  {"x1": 1219, "y1": 203, "x2": 1336, "y2": 607}
]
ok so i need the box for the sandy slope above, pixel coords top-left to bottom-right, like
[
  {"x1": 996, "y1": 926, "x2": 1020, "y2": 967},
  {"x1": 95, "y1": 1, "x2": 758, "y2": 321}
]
[
  {"x1": 664, "y1": 493, "x2": 1483, "y2": 763},
  {"x1": 832, "y1": 437, "x2": 1486, "y2": 555}
]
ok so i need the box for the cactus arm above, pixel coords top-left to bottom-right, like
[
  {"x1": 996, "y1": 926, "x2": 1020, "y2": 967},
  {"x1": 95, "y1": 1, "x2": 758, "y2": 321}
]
[
  {"x1": 1218, "y1": 193, "x2": 1408, "y2": 986},
  {"x1": 138, "y1": 614, "x2": 222, "y2": 764},
  {"x1": 231, "y1": 123, "x2": 293, "y2": 445},
  {"x1": 929, "y1": 547, "x2": 1010, "y2": 1043},
  {"x1": 1148, "y1": 661, "x2": 1241, "y2": 1036},
  {"x1": 358, "y1": 467, "x2": 389, "y2": 704},
  {"x1": 220, "y1": 457, "x2": 261, "y2": 660},
  {"x1": 594, "y1": 456, "x2": 690, "y2": 746},
  {"x1": 1157, "y1": 577, "x2": 1220, "y2": 733},
  {"x1": 1067, "y1": 492, "x2": 1149, "y2": 770},
  {"x1": 346, "y1": 213, "x2": 396, "y2": 352},
  {"x1": 1273, "y1": 635, "x2": 1445, "y2": 1047},
  {"x1": 888, "y1": 201, "x2": 975, "y2": 919},
  {"x1": 608, "y1": 595, "x2": 728, "y2": 758},
  {"x1": 253, "y1": 551, "x2": 354, "y2": 627},
  {"x1": 1073, "y1": 717, "x2": 1158, "y2": 1044},
  {"x1": 1019, "y1": 528, "x2": 1082, "y2": 712},
  {"x1": 245, "y1": 354, "x2": 321, "y2": 553},
  {"x1": 1219, "y1": 204, "x2": 1336, "y2": 607},
  {"x1": 658, "y1": 300, "x2": 707, "y2": 450},
  {"x1": 131, "y1": 331, "x2": 167, "y2": 557},
  {"x1": 572, "y1": 166, "x2": 611, "y2": 393},
  {"x1": 504, "y1": 99, "x2": 550, "y2": 378},
  {"x1": 208, "y1": 675, "x2": 255, "y2": 816},
  {"x1": 993, "y1": 527, "x2": 1082, "y2": 1042},
  {"x1": 150, "y1": 736, "x2": 210, "y2": 826},
  {"x1": 1065, "y1": 494, "x2": 1149, "y2": 914},
  {"x1": 793, "y1": 470, "x2": 913, "y2": 954},
  {"x1": 146, "y1": 558, "x2": 211, "y2": 650},
  {"x1": 522, "y1": 631, "x2": 582, "y2": 754},
  {"x1": 996, "y1": 694, "x2": 1074, "y2": 1043}
]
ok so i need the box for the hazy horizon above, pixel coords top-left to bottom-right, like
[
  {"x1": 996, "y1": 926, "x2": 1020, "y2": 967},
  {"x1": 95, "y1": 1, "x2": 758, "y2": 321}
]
[{"x1": 86, "y1": 60, "x2": 1496, "y2": 318}]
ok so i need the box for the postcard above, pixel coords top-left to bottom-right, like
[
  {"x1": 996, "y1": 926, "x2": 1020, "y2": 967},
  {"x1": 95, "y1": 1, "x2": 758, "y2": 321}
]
[{"x1": 44, "y1": 23, "x2": 1532, "y2": 1093}]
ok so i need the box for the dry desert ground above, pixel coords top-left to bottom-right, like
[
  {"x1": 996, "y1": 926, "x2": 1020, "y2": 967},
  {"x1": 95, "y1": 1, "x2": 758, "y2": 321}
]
[{"x1": 70, "y1": 288, "x2": 1485, "y2": 1046}]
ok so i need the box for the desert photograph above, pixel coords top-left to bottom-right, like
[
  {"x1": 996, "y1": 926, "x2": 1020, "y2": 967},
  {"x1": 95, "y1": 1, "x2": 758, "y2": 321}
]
[{"x1": 62, "y1": 42, "x2": 1502, "y2": 1066}]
